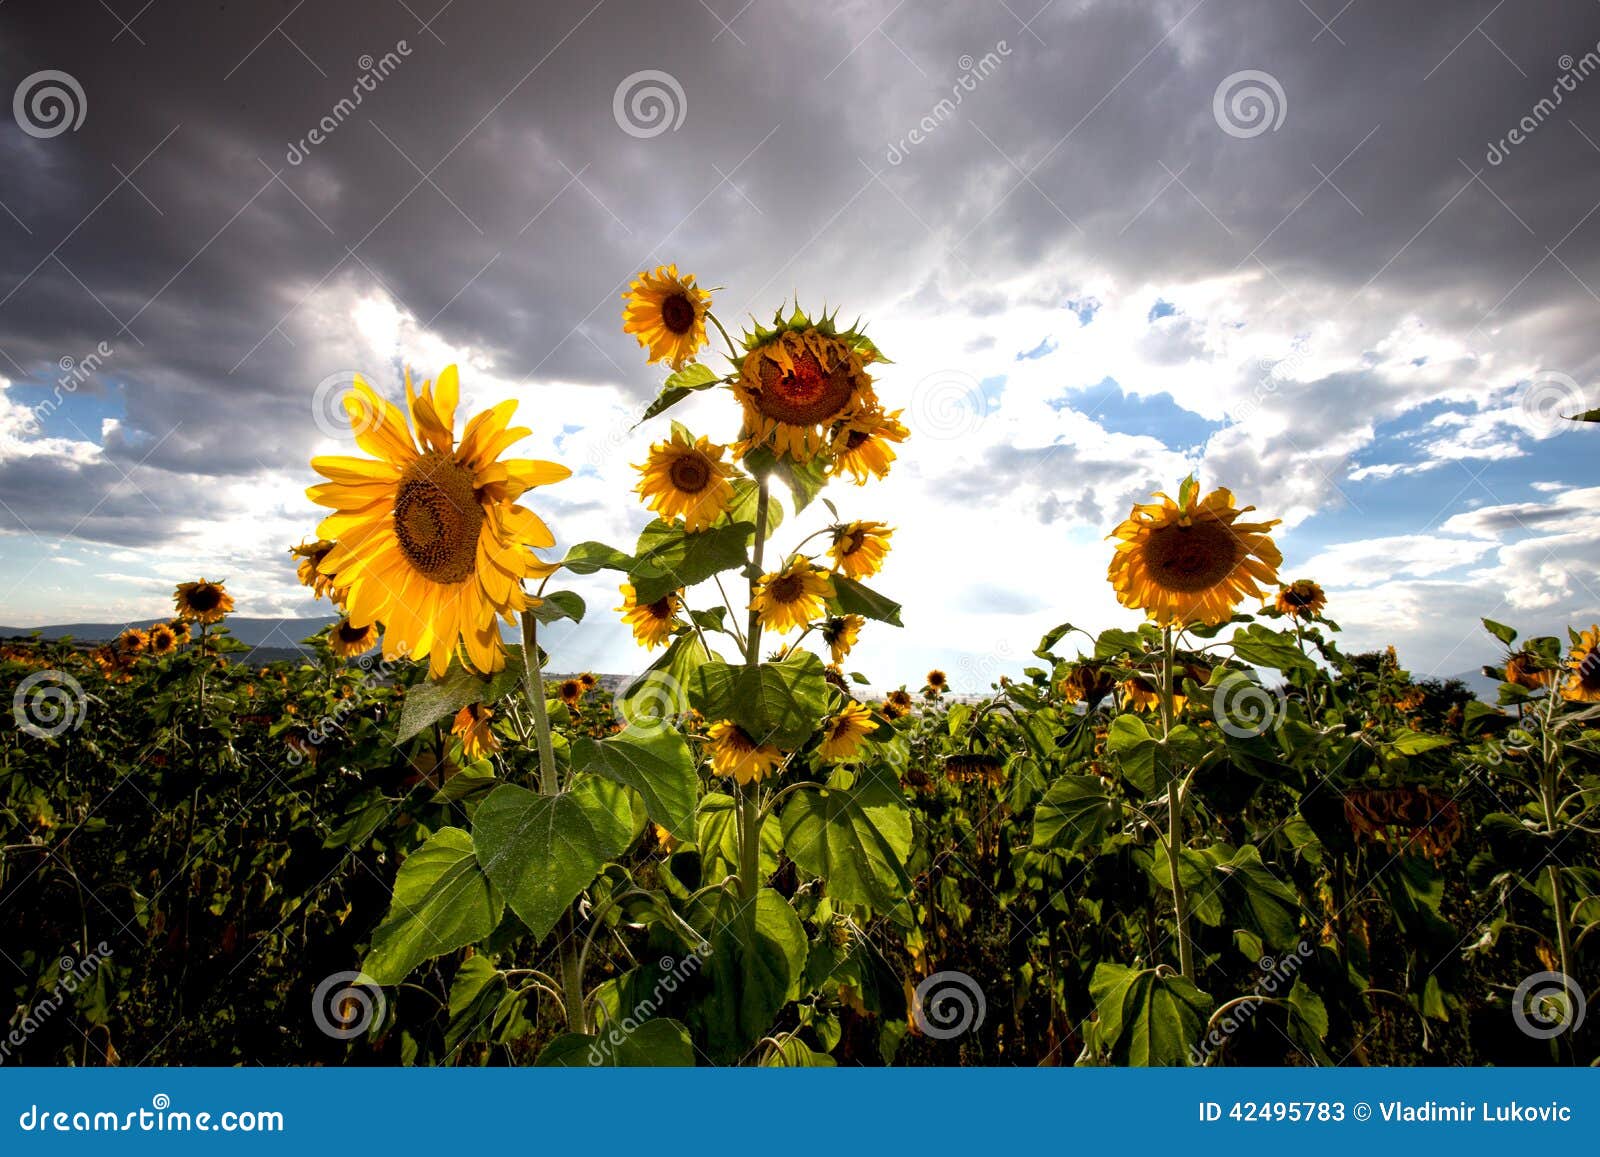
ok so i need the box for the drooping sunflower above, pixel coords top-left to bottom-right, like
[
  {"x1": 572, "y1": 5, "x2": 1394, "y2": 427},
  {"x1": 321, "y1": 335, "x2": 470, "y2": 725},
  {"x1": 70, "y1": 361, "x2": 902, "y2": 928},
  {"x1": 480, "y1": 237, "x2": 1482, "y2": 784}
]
[
  {"x1": 618, "y1": 583, "x2": 680, "y2": 649},
  {"x1": 821, "y1": 614, "x2": 864, "y2": 665},
  {"x1": 622, "y1": 264, "x2": 711, "y2": 370},
  {"x1": 167, "y1": 619, "x2": 191, "y2": 645},
  {"x1": 1060, "y1": 660, "x2": 1118, "y2": 708},
  {"x1": 818, "y1": 701, "x2": 876, "y2": 762},
  {"x1": 116, "y1": 627, "x2": 149, "y2": 658},
  {"x1": 558, "y1": 678, "x2": 583, "y2": 706},
  {"x1": 146, "y1": 623, "x2": 178, "y2": 656},
  {"x1": 883, "y1": 688, "x2": 914, "y2": 718},
  {"x1": 1504, "y1": 650, "x2": 1552, "y2": 690},
  {"x1": 329, "y1": 617, "x2": 379, "y2": 659},
  {"x1": 706, "y1": 720, "x2": 784, "y2": 786},
  {"x1": 452, "y1": 703, "x2": 500, "y2": 761},
  {"x1": 290, "y1": 539, "x2": 344, "y2": 604},
  {"x1": 308, "y1": 366, "x2": 570, "y2": 678},
  {"x1": 750, "y1": 558, "x2": 834, "y2": 634},
  {"x1": 734, "y1": 307, "x2": 881, "y2": 462},
  {"x1": 829, "y1": 520, "x2": 893, "y2": 580},
  {"x1": 579, "y1": 672, "x2": 597, "y2": 691},
  {"x1": 830, "y1": 405, "x2": 909, "y2": 485},
  {"x1": 1274, "y1": 579, "x2": 1326, "y2": 620},
  {"x1": 1562, "y1": 627, "x2": 1600, "y2": 704},
  {"x1": 1121, "y1": 677, "x2": 1162, "y2": 713},
  {"x1": 174, "y1": 579, "x2": 234, "y2": 624},
  {"x1": 1107, "y1": 481, "x2": 1282, "y2": 627},
  {"x1": 634, "y1": 428, "x2": 736, "y2": 532}
]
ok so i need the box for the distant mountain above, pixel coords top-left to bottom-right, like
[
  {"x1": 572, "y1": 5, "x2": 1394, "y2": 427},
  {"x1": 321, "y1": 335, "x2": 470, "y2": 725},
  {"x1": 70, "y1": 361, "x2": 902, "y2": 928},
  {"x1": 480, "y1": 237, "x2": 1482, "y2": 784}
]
[
  {"x1": 1, "y1": 616, "x2": 339, "y2": 653},
  {"x1": 1444, "y1": 669, "x2": 1504, "y2": 703}
]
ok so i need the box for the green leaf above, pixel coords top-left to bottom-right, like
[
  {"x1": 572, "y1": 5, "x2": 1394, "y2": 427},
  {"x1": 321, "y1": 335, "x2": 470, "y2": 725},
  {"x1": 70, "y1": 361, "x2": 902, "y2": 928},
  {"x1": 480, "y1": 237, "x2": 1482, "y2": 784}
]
[
  {"x1": 472, "y1": 778, "x2": 633, "y2": 940},
  {"x1": 395, "y1": 661, "x2": 522, "y2": 742},
  {"x1": 535, "y1": 1018, "x2": 696, "y2": 1066},
  {"x1": 725, "y1": 478, "x2": 785, "y2": 538},
  {"x1": 1481, "y1": 618, "x2": 1518, "y2": 645},
  {"x1": 1229, "y1": 624, "x2": 1315, "y2": 673},
  {"x1": 1035, "y1": 621, "x2": 1075, "y2": 658},
  {"x1": 1032, "y1": 775, "x2": 1119, "y2": 854},
  {"x1": 572, "y1": 724, "x2": 698, "y2": 841},
  {"x1": 629, "y1": 519, "x2": 754, "y2": 604},
  {"x1": 362, "y1": 827, "x2": 503, "y2": 985},
  {"x1": 696, "y1": 791, "x2": 782, "y2": 882},
  {"x1": 1106, "y1": 714, "x2": 1159, "y2": 794},
  {"x1": 695, "y1": 889, "x2": 809, "y2": 1060},
  {"x1": 1214, "y1": 844, "x2": 1302, "y2": 951},
  {"x1": 615, "y1": 633, "x2": 717, "y2": 728},
  {"x1": 529, "y1": 590, "x2": 585, "y2": 625},
  {"x1": 689, "y1": 650, "x2": 830, "y2": 748},
  {"x1": 1089, "y1": 963, "x2": 1213, "y2": 1067},
  {"x1": 743, "y1": 447, "x2": 831, "y2": 514},
  {"x1": 763, "y1": 1037, "x2": 836, "y2": 1066},
  {"x1": 780, "y1": 780, "x2": 913, "y2": 910},
  {"x1": 638, "y1": 364, "x2": 722, "y2": 424},
  {"x1": 1389, "y1": 730, "x2": 1454, "y2": 756},
  {"x1": 1568, "y1": 406, "x2": 1600, "y2": 423},
  {"x1": 1094, "y1": 627, "x2": 1148, "y2": 660},
  {"x1": 560, "y1": 541, "x2": 634, "y2": 576},
  {"x1": 828, "y1": 575, "x2": 903, "y2": 627}
]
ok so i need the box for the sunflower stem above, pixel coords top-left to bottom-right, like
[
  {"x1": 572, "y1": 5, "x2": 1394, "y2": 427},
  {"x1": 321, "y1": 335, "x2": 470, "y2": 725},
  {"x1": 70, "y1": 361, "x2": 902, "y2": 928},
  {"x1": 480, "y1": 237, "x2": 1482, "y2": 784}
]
[
  {"x1": 1159, "y1": 624, "x2": 1196, "y2": 983},
  {"x1": 518, "y1": 609, "x2": 558, "y2": 796},
  {"x1": 737, "y1": 472, "x2": 772, "y2": 901}
]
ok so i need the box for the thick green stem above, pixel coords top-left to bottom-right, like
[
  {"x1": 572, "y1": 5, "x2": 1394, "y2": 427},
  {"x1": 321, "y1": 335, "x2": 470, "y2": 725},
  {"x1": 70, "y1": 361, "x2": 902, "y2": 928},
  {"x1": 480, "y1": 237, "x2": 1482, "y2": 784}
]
[
  {"x1": 1159, "y1": 625, "x2": 1195, "y2": 982},
  {"x1": 737, "y1": 474, "x2": 771, "y2": 900},
  {"x1": 518, "y1": 610, "x2": 558, "y2": 796}
]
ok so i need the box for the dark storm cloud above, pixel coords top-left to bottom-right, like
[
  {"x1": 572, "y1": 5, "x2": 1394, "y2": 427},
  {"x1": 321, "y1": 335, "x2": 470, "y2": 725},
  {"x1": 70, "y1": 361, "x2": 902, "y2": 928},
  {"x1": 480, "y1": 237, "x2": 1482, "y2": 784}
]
[{"x1": 2, "y1": 0, "x2": 1598, "y2": 544}]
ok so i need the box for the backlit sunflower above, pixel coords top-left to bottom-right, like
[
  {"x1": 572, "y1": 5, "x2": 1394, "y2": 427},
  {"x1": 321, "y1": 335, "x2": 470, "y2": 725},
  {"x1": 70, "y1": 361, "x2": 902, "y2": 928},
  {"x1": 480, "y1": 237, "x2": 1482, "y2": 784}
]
[
  {"x1": 883, "y1": 688, "x2": 914, "y2": 718},
  {"x1": 821, "y1": 614, "x2": 864, "y2": 665},
  {"x1": 308, "y1": 366, "x2": 570, "y2": 678},
  {"x1": 329, "y1": 618, "x2": 379, "y2": 659},
  {"x1": 622, "y1": 264, "x2": 711, "y2": 370},
  {"x1": 831, "y1": 405, "x2": 908, "y2": 485},
  {"x1": 146, "y1": 623, "x2": 178, "y2": 656},
  {"x1": 818, "y1": 701, "x2": 876, "y2": 762},
  {"x1": 452, "y1": 703, "x2": 500, "y2": 761},
  {"x1": 290, "y1": 540, "x2": 344, "y2": 604},
  {"x1": 706, "y1": 720, "x2": 784, "y2": 786},
  {"x1": 925, "y1": 669, "x2": 947, "y2": 693},
  {"x1": 618, "y1": 584, "x2": 680, "y2": 649},
  {"x1": 1121, "y1": 677, "x2": 1163, "y2": 713},
  {"x1": 558, "y1": 678, "x2": 583, "y2": 706},
  {"x1": 116, "y1": 627, "x2": 149, "y2": 658},
  {"x1": 829, "y1": 520, "x2": 893, "y2": 580},
  {"x1": 750, "y1": 558, "x2": 834, "y2": 634},
  {"x1": 579, "y1": 672, "x2": 597, "y2": 690},
  {"x1": 167, "y1": 619, "x2": 191, "y2": 645},
  {"x1": 174, "y1": 579, "x2": 234, "y2": 624},
  {"x1": 1274, "y1": 579, "x2": 1326, "y2": 620},
  {"x1": 1562, "y1": 626, "x2": 1600, "y2": 704},
  {"x1": 1060, "y1": 661, "x2": 1118, "y2": 707},
  {"x1": 734, "y1": 307, "x2": 880, "y2": 462},
  {"x1": 635, "y1": 428, "x2": 735, "y2": 532},
  {"x1": 1107, "y1": 481, "x2": 1281, "y2": 627},
  {"x1": 1504, "y1": 650, "x2": 1552, "y2": 690}
]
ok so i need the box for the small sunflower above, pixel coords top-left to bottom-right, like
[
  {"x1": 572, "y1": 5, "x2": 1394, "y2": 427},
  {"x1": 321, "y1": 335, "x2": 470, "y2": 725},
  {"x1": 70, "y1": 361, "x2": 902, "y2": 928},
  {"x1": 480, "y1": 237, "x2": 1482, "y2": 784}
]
[
  {"x1": 1274, "y1": 579, "x2": 1326, "y2": 620},
  {"x1": 925, "y1": 669, "x2": 948, "y2": 693},
  {"x1": 829, "y1": 520, "x2": 893, "y2": 580},
  {"x1": 174, "y1": 579, "x2": 234, "y2": 624},
  {"x1": 1121, "y1": 677, "x2": 1163, "y2": 713},
  {"x1": 329, "y1": 618, "x2": 380, "y2": 659},
  {"x1": 1504, "y1": 650, "x2": 1552, "y2": 690},
  {"x1": 1060, "y1": 661, "x2": 1118, "y2": 707},
  {"x1": 146, "y1": 623, "x2": 178, "y2": 656},
  {"x1": 579, "y1": 672, "x2": 597, "y2": 690},
  {"x1": 558, "y1": 678, "x2": 583, "y2": 706},
  {"x1": 452, "y1": 703, "x2": 500, "y2": 761},
  {"x1": 290, "y1": 539, "x2": 344, "y2": 604},
  {"x1": 167, "y1": 619, "x2": 191, "y2": 645},
  {"x1": 622, "y1": 264, "x2": 711, "y2": 370},
  {"x1": 1562, "y1": 626, "x2": 1600, "y2": 704},
  {"x1": 751, "y1": 558, "x2": 834, "y2": 634},
  {"x1": 116, "y1": 627, "x2": 149, "y2": 658},
  {"x1": 308, "y1": 366, "x2": 570, "y2": 678},
  {"x1": 818, "y1": 701, "x2": 876, "y2": 762},
  {"x1": 830, "y1": 405, "x2": 908, "y2": 485},
  {"x1": 734, "y1": 307, "x2": 881, "y2": 462},
  {"x1": 1108, "y1": 481, "x2": 1282, "y2": 627},
  {"x1": 635, "y1": 428, "x2": 736, "y2": 532},
  {"x1": 618, "y1": 583, "x2": 681, "y2": 649},
  {"x1": 821, "y1": 614, "x2": 865, "y2": 665},
  {"x1": 883, "y1": 688, "x2": 914, "y2": 718},
  {"x1": 706, "y1": 720, "x2": 784, "y2": 786}
]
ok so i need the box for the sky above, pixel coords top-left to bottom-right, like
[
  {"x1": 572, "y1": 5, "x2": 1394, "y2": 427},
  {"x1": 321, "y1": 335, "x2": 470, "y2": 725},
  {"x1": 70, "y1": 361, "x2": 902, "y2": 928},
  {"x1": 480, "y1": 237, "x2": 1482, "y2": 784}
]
[{"x1": 2, "y1": 0, "x2": 1599, "y2": 687}]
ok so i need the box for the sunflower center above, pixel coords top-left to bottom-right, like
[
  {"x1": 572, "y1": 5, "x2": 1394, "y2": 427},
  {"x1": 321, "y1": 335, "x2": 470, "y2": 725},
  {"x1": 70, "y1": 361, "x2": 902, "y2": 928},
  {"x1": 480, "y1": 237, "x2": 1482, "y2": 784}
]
[
  {"x1": 1579, "y1": 649, "x2": 1600, "y2": 687},
  {"x1": 1143, "y1": 520, "x2": 1245, "y2": 593},
  {"x1": 393, "y1": 452, "x2": 484, "y2": 585},
  {"x1": 755, "y1": 346, "x2": 858, "y2": 426},
  {"x1": 667, "y1": 452, "x2": 713, "y2": 494},
  {"x1": 647, "y1": 596, "x2": 675, "y2": 620},
  {"x1": 1283, "y1": 588, "x2": 1315, "y2": 608},
  {"x1": 186, "y1": 585, "x2": 223, "y2": 613},
  {"x1": 337, "y1": 623, "x2": 369, "y2": 644},
  {"x1": 660, "y1": 292, "x2": 696, "y2": 335},
  {"x1": 767, "y1": 574, "x2": 805, "y2": 603}
]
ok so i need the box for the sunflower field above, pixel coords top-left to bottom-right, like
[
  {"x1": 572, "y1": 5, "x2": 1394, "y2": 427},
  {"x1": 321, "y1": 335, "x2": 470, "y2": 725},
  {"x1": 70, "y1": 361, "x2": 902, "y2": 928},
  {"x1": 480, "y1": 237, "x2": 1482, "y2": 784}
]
[{"x1": 3, "y1": 266, "x2": 1597, "y2": 1069}]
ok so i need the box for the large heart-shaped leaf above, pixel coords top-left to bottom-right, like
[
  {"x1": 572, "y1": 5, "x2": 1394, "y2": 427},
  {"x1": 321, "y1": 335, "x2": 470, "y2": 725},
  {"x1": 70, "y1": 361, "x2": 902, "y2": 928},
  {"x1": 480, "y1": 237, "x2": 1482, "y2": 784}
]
[
  {"x1": 1213, "y1": 844, "x2": 1302, "y2": 950},
  {"x1": 535, "y1": 1017, "x2": 696, "y2": 1066},
  {"x1": 396, "y1": 661, "x2": 522, "y2": 742},
  {"x1": 689, "y1": 651, "x2": 829, "y2": 748},
  {"x1": 629, "y1": 519, "x2": 753, "y2": 604},
  {"x1": 696, "y1": 792, "x2": 782, "y2": 883},
  {"x1": 572, "y1": 723, "x2": 698, "y2": 841},
  {"x1": 827, "y1": 575, "x2": 903, "y2": 627},
  {"x1": 362, "y1": 827, "x2": 503, "y2": 985},
  {"x1": 779, "y1": 779, "x2": 912, "y2": 910},
  {"x1": 694, "y1": 889, "x2": 808, "y2": 1061},
  {"x1": 1031, "y1": 775, "x2": 1119, "y2": 854},
  {"x1": 1089, "y1": 962, "x2": 1212, "y2": 1067}
]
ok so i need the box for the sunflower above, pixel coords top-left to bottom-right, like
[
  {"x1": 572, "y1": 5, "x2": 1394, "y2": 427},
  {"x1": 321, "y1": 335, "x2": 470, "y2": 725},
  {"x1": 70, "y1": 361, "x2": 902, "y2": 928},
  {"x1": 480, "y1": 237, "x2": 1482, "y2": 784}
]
[
  {"x1": 116, "y1": 627, "x2": 149, "y2": 658},
  {"x1": 167, "y1": 619, "x2": 191, "y2": 645},
  {"x1": 290, "y1": 539, "x2": 344, "y2": 604},
  {"x1": 1504, "y1": 650, "x2": 1552, "y2": 690},
  {"x1": 174, "y1": 579, "x2": 234, "y2": 624},
  {"x1": 1107, "y1": 482, "x2": 1282, "y2": 627},
  {"x1": 146, "y1": 623, "x2": 178, "y2": 656},
  {"x1": 883, "y1": 688, "x2": 914, "y2": 718},
  {"x1": 706, "y1": 720, "x2": 784, "y2": 785},
  {"x1": 751, "y1": 558, "x2": 834, "y2": 634},
  {"x1": 329, "y1": 618, "x2": 379, "y2": 659},
  {"x1": 622, "y1": 264, "x2": 711, "y2": 370},
  {"x1": 925, "y1": 669, "x2": 948, "y2": 693},
  {"x1": 830, "y1": 405, "x2": 909, "y2": 485},
  {"x1": 818, "y1": 701, "x2": 876, "y2": 762},
  {"x1": 821, "y1": 614, "x2": 864, "y2": 665},
  {"x1": 734, "y1": 308, "x2": 880, "y2": 461},
  {"x1": 829, "y1": 520, "x2": 893, "y2": 580},
  {"x1": 618, "y1": 584, "x2": 680, "y2": 649},
  {"x1": 579, "y1": 672, "x2": 597, "y2": 690},
  {"x1": 1562, "y1": 626, "x2": 1600, "y2": 704},
  {"x1": 635, "y1": 428, "x2": 736, "y2": 532},
  {"x1": 452, "y1": 703, "x2": 500, "y2": 761},
  {"x1": 1394, "y1": 685, "x2": 1426, "y2": 712},
  {"x1": 1274, "y1": 579, "x2": 1326, "y2": 620},
  {"x1": 1060, "y1": 661, "x2": 1118, "y2": 707},
  {"x1": 308, "y1": 366, "x2": 570, "y2": 678},
  {"x1": 1122, "y1": 677, "x2": 1172, "y2": 713},
  {"x1": 558, "y1": 678, "x2": 583, "y2": 706}
]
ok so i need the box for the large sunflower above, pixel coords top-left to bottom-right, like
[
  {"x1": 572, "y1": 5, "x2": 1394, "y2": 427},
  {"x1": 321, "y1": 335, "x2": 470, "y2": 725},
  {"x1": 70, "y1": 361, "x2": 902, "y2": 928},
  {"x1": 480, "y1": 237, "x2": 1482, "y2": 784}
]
[
  {"x1": 1274, "y1": 578, "x2": 1326, "y2": 620},
  {"x1": 818, "y1": 701, "x2": 876, "y2": 762},
  {"x1": 618, "y1": 583, "x2": 680, "y2": 649},
  {"x1": 329, "y1": 618, "x2": 379, "y2": 659},
  {"x1": 750, "y1": 558, "x2": 834, "y2": 634},
  {"x1": 829, "y1": 520, "x2": 893, "y2": 580},
  {"x1": 707, "y1": 720, "x2": 784, "y2": 785},
  {"x1": 174, "y1": 579, "x2": 234, "y2": 624},
  {"x1": 635, "y1": 428, "x2": 736, "y2": 532},
  {"x1": 734, "y1": 308, "x2": 880, "y2": 461},
  {"x1": 622, "y1": 264, "x2": 711, "y2": 370},
  {"x1": 1563, "y1": 626, "x2": 1600, "y2": 704},
  {"x1": 1108, "y1": 482, "x2": 1281, "y2": 627},
  {"x1": 830, "y1": 405, "x2": 908, "y2": 484},
  {"x1": 308, "y1": 367, "x2": 570, "y2": 678}
]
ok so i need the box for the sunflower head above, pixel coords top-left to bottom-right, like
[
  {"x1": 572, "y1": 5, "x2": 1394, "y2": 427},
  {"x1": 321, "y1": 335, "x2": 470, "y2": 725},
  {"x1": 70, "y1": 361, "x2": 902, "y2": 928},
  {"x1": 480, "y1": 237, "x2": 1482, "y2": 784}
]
[
  {"x1": 146, "y1": 623, "x2": 178, "y2": 656},
  {"x1": 925, "y1": 669, "x2": 948, "y2": 692},
  {"x1": 818, "y1": 701, "x2": 876, "y2": 762},
  {"x1": 829, "y1": 520, "x2": 893, "y2": 580},
  {"x1": 821, "y1": 613, "x2": 865, "y2": 665},
  {"x1": 1121, "y1": 677, "x2": 1164, "y2": 713},
  {"x1": 1107, "y1": 478, "x2": 1282, "y2": 627},
  {"x1": 329, "y1": 617, "x2": 379, "y2": 659},
  {"x1": 734, "y1": 306, "x2": 883, "y2": 462},
  {"x1": 116, "y1": 627, "x2": 149, "y2": 658},
  {"x1": 579, "y1": 672, "x2": 597, "y2": 690},
  {"x1": 1274, "y1": 578, "x2": 1327, "y2": 620},
  {"x1": 883, "y1": 688, "x2": 914, "y2": 718},
  {"x1": 1503, "y1": 649, "x2": 1552, "y2": 690},
  {"x1": 174, "y1": 579, "x2": 234, "y2": 624},
  {"x1": 635, "y1": 426, "x2": 736, "y2": 532},
  {"x1": 618, "y1": 583, "x2": 681, "y2": 650},
  {"x1": 751, "y1": 557, "x2": 834, "y2": 635},
  {"x1": 622, "y1": 264, "x2": 711, "y2": 370},
  {"x1": 452, "y1": 702, "x2": 500, "y2": 761},
  {"x1": 558, "y1": 678, "x2": 584, "y2": 705},
  {"x1": 1060, "y1": 660, "x2": 1118, "y2": 707},
  {"x1": 290, "y1": 539, "x2": 344, "y2": 604},
  {"x1": 167, "y1": 619, "x2": 191, "y2": 645},
  {"x1": 707, "y1": 719, "x2": 784, "y2": 785},
  {"x1": 1563, "y1": 626, "x2": 1600, "y2": 704},
  {"x1": 830, "y1": 405, "x2": 909, "y2": 485}
]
